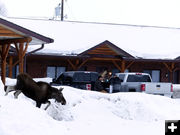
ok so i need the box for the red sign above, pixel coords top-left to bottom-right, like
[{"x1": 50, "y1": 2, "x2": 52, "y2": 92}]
[{"x1": 86, "y1": 84, "x2": 91, "y2": 90}]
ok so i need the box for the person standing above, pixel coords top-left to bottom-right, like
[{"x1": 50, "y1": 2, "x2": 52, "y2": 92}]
[
  {"x1": 109, "y1": 75, "x2": 121, "y2": 93},
  {"x1": 94, "y1": 75, "x2": 106, "y2": 92}
]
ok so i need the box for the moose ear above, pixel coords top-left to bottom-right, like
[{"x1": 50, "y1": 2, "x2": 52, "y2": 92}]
[{"x1": 59, "y1": 87, "x2": 64, "y2": 91}]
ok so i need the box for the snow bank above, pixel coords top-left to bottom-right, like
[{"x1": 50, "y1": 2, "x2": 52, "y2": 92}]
[
  {"x1": 5, "y1": 77, "x2": 52, "y2": 86},
  {"x1": 0, "y1": 78, "x2": 5, "y2": 96},
  {"x1": 49, "y1": 86, "x2": 180, "y2": 122},
  {"x1": 172, "y1": 84, "x2": 180, "y2": 98},
  {"x1": 0, "y1": 94, "x2": 67, "y2": 135},
  {"x1": 173, "y1": 84, "x2": 180, "y2": 91},
  {"x1": 1, "y1": 78, "x2": 180, "y2": 135}
]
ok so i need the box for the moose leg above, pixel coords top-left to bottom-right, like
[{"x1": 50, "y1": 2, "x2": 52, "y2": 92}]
[
  {"x1": 14, "y1": 90, "x2": 22, "y2": 99},
  {"x1": 36, "y1": 102, "x2": 42, "y2": 108},
  {"x1": 4, "y1": 85, "x2": 16, "y2": 96},
  {"x1": 44, "y1": 101, "x2": 51, "y2": 110}
]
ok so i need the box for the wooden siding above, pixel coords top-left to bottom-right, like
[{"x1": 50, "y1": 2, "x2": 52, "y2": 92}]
[
  {"x1": 87, "y1": 44, "x2": 118, "y2": 55},
  {"x1": 0, "y1": 25, "x2": 23, "y2": 38},
  {"x1": 25, "y1": 55, "x2": 180, "y2": 84}
]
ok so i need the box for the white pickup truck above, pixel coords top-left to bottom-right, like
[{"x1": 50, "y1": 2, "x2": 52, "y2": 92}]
[{"x1": 109, "y1": 72, "x2": 173, "y2": 97}]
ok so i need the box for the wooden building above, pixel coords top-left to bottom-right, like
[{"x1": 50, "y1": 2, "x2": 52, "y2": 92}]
[
  {"x1": 19, "y1": 40, "x2": 180, "y2": 84},
  {"x1": 3, "y1": 18, "x2": 180, "y2": 84}
]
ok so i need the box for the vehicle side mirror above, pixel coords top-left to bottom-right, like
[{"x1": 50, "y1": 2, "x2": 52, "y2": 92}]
[{"x1": 52, "y1": 78, "x2": 56, "y2": 83}]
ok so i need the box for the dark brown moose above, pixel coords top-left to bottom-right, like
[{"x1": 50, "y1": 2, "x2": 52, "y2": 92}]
[{"x1": 5, "y1": 73, "x2": 66, "y2": 109}]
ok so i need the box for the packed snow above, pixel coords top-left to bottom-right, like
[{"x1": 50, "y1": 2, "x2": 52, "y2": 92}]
[{"x1": 1, "y1": 78, "x2": 180, "y2": 135}]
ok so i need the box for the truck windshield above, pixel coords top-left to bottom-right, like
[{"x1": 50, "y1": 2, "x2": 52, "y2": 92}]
[
  {"x1": 127, "y1": 75, "x2": 151, "y2": 82},
  {"x1": 73, "y1": 73, "x2": 98, "y2": 82},
  {"x1": 73, "y1": 73, "x2": 90, "y2": 82}
]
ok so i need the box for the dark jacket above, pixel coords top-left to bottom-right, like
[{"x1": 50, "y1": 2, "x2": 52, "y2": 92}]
[
  {"x1": 94, "y1": 79, "x2": 104, "y2": 91},
  {"x1": 109, "y1": 76, "x2": 121, "y2": 85}
]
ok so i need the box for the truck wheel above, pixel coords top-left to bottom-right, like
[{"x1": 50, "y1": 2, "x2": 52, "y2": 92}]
[{"x1": 129, "y1": 89, "x2": 136, "y2": 92}]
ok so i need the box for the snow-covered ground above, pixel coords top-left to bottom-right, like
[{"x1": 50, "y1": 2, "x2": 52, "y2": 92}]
[{"x1": 1, "y1": 78, "x2": 180, "y2": 135}]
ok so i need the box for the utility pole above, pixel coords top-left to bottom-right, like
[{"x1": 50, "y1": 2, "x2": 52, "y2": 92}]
[
  {"x1": 61, "y1": 0, "x2": 64, "y2": 21},
  {"x1": 55, "y1": 0, "x2": 65, "y2": 21}
]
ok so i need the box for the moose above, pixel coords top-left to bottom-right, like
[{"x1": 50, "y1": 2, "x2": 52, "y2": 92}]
[{"x1": 5, "y1": 73, "x2": 66, "y2": 109}]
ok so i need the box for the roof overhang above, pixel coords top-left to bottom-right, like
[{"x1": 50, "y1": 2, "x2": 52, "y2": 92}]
[
  {"x1": 123, "y1": 57, "x2": 180, "y2": 63},
  {"x1": 0, "y1": 17, "x2": 54, "y2": 45}
]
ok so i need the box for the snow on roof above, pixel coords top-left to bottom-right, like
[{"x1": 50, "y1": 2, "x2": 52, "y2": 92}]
[
  {"x1": 0, "y1": 16, "x2": 53, "y2": 45},
  {"x1": 5, "y1": 17, "x2": 180, "y2": 59}
]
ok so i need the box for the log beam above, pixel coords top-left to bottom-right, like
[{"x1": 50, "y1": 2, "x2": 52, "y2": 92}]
[
  {"x1": 112, "y1": 60, "x2": 134, "y2": 73},
  {"x1": 126, "y1": 61, "x2": 134, "y2": 69},
  {"x1": 163, "y1": 62, "x2": 175, "y2": 74},
  {"x1": 67, "y1": 59, "x2": 89, "y2": 71},
  {"x1": 112, "y1": 60, "x2": 121, "y2": 71},
  {"x1": 163, "y1": 62, "x2": 175, "y2": 82},
  {"x1": 77, "y1": 59, "x2": 89, "y2": 70},
  {"x1": 0, "y1": 37, "x2": 32, "y2": 45},
  {"x1": 67, "y1": 59, "x2": 76, "y2": 70}
]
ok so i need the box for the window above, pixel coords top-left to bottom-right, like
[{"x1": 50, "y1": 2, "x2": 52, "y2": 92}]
[
  {"x1": 127, "y1": 75, "x2": 151, "y2": 82},
  {"x1": 11, "y1": 65, "x2": 19, "y2": 78},
  {"x1": 143, "y1": 70, "x2": 160, "y2": 82},
  {"x1": 47, "y1": 66, "x2": 65, "y2": 78}
]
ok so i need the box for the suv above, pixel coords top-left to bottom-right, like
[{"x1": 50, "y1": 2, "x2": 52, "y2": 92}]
[{"x1": 51, "y1": 71, "x2": 99, "y2": 90}]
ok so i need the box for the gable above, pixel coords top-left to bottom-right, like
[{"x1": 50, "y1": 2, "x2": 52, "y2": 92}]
[
  {"x1": 79, "y1": 40, "x2": 134, "y2": 58},
  {"x1": 84, "y1": 44, "x2": 118, "y2": 55}
]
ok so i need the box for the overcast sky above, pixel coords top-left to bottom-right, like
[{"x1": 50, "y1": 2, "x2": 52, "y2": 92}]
[{"x1": 2, "y1": 0, "x2": 180, "y2": 27}]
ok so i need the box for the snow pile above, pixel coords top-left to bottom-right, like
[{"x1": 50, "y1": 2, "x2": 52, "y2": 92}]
[
  {"x1": 173, "y1": 84, "x2": 180, "y2": 91},
  {"x1": 172, "y1": 84, "x2": 180, "y2": 98},
  {"x1": 5, "y1": 77, "x2": 52, "y2": 86},
  {"x1": 0, "y1": 78, "x2": 5, "y2": 96},
  {"x1": 1, "y1": 79, "x2": 180, "y2": 135},
  {"x1": 47, "y1": 87, "x2": 180, "y2": 122}
]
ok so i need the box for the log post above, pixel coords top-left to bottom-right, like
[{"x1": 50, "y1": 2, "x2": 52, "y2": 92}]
[
  {"x1": 121, "y1": 60, "x2": 125, "y2": 73},
  {"x1": 1, "y1": 58, "x2": 6, "y2": 84},
  {"x1": 1, "y1": 37, "x2": 31, "y2": 84},
  {"x1": 8, "y1": 55, "x2": 13, "y2": 78},
  {"x1": 1, "y1": 44, "x2": 10, "y2": 84},
  {"x1": 18, "y1": 43, "x2": 24, "y2": 73}
]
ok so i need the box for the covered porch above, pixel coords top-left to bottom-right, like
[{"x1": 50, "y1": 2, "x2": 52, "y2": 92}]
[{"x1": 0, "y1": 18, "x2": 53, "y2": 84}]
